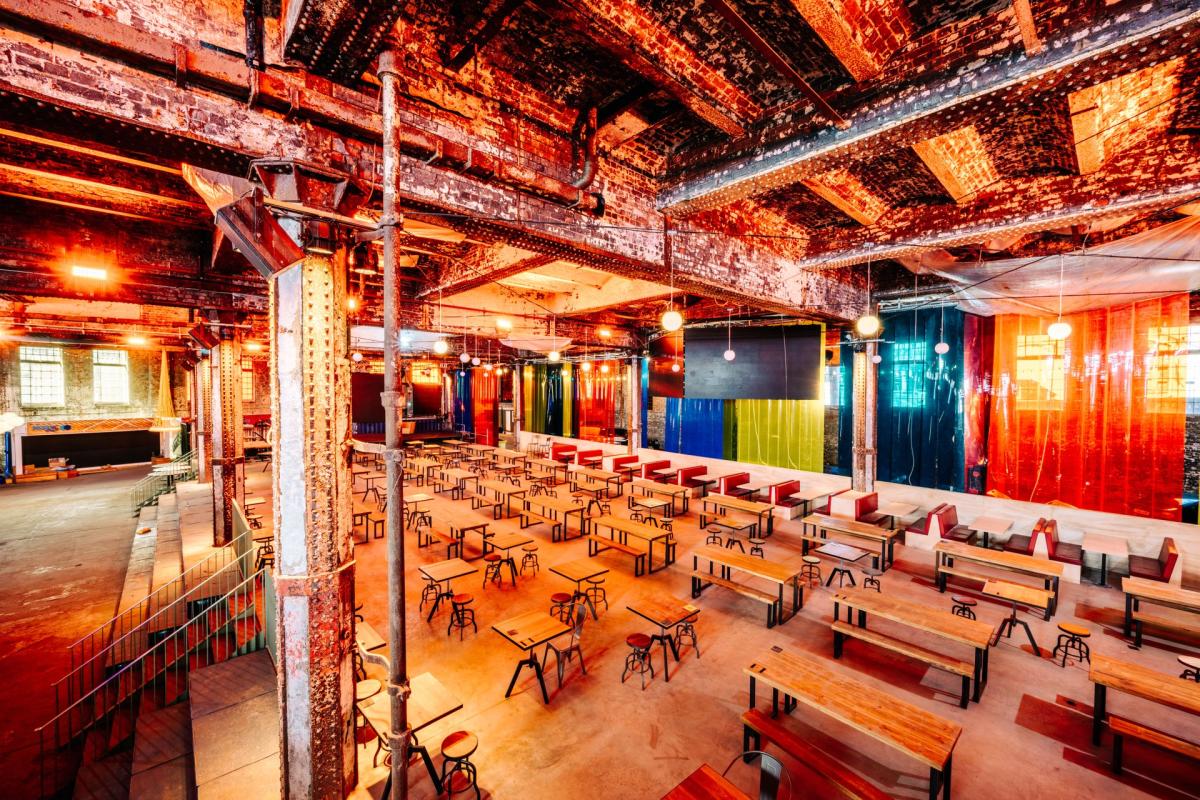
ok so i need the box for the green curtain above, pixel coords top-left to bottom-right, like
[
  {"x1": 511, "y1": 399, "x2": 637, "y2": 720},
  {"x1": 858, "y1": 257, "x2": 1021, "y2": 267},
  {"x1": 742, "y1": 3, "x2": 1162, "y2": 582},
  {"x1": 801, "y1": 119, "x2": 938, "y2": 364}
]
[
  {"x1": 523, "y1": 365, "x2": 546, "y2": 434},
  {"x1": 734, "y1": 399, "x2": 824, "y2": 471}
]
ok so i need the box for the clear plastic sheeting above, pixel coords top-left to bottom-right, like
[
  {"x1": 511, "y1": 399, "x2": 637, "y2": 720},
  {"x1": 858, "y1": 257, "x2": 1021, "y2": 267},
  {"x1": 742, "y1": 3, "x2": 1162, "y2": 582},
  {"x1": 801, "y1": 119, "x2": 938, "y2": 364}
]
[{"x1": 910, "y1": 213, "x2": 1200, "y2": 316}]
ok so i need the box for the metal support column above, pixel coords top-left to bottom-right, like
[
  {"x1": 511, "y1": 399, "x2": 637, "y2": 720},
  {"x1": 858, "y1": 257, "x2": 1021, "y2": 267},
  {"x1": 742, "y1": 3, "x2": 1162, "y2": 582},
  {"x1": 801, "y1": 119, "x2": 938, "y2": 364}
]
[
  {"x1": 378, "y1": 47, "x2": 412, "y2": 800},
  {"x1": 271, "y1": 247, "x2": 357, "y2": 797},
  {"x1": 850, "y1": 344, "x2": 878, "y2": 493},
  {"x1": 195, "y1": 356, "x2": 212, "y2": 483},
  {"x1": 210, "y1": 330, "x2": 243, "y2": 544},
  {"x1": 628, "y1": 355, "x2": 641, "y2": 454}
]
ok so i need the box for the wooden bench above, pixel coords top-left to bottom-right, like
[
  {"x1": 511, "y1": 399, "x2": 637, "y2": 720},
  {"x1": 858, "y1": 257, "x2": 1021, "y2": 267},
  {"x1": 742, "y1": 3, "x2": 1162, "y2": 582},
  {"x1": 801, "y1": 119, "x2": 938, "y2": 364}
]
[
  {"x1": 832, "y1": 621, "x2": 973, "y2": 708},
  {"x1": 1109, "y1": 714, "x2": 1200, "y2": 775},
  {"x1": 427, "y1": 474, "x2": 458, "y2": 498},
  {"x1": 465, "y1": 491, "x2": 502, "y2": 519},
  {"x1": 586, "y1": 534, "x2": 647, "y2": 576},
  {"x1": 741, "y1": 709, "x2": 891, "y2": 800},
  {"x1": 690, "y1": 571, "x2": 777, "y2": 624},
  {"x1": 939, "y1": 566, "x2": 1052, "y2": 614},
  {"x1": 1130, "y1": 611, "x2": 1200, "y2": 648},
  {"x1": 518, "y1": 509, "x2": 563, "y2": 540}
]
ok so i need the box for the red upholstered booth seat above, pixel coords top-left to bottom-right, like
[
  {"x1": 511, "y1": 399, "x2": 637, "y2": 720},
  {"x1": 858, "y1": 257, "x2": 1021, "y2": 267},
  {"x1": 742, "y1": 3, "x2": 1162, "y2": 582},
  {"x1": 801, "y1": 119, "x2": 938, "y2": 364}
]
[
  {"x1": 611, "y1": 455, "x2": 638, "y2": 479},
  {"x1": 1128, "y1": 538, "x2": 1179, "y2": 582},
  {"x1": 934, "y1": 505, "x2": 976, "y2": 544},
  {"x1": 639, "y1": 459, "x2": 671, "y2": 481},
  {"x1": 766, "y1": 480, "x2": 801, "y2": 508},
  {"x1": 905, "y1": 504, "x2": 945, "y2": 536},
  {"x1": 814, "y1": 489, "x2": 848, "y2": 515},
  {"x1": 1003, "y1": 518, "x2": 1044, "y2": 555},
  {"x1": 573, "y1": 448, "x2": 603, "y2": 465},
  {"x1": 550, "y1": 443, "x2": 576, "y2": 463},
  {"x1": 1042, "y1": 520, "x2": 1082, "y2": 565},
  {"x1": 676, "y1": 465, "x2": 710, "y2": 492},
  {"x1": 716, "y1": 472, "x2": 751, "y2": 498}
]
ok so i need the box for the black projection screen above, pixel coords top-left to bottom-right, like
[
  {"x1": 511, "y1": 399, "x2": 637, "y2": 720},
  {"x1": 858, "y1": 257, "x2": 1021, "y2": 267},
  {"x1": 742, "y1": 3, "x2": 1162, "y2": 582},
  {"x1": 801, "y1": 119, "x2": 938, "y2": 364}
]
[{"x1": 684, "y1": 325, "x2": 822, "y2": 400}]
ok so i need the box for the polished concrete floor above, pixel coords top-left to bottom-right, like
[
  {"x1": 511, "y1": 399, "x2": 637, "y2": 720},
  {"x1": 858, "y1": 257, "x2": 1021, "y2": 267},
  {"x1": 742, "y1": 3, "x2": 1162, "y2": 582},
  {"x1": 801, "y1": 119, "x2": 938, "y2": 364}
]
[
  {"x1": 0, "y1": 468, "x2": 148, "y2": 799},
  {"x1": 348, "y1": 477, "x2": 1200, "y2": 800}
]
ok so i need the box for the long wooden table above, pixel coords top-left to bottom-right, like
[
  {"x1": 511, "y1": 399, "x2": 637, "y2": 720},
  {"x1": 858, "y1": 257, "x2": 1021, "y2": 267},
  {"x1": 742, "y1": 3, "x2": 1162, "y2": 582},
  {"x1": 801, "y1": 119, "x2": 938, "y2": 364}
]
[
  {"x1": 631, "y1": 477, "x2": 690, "y2": 514},
  {"x1": 745, "y1": 647, "x2": 961, "y2": 800},
  {"x1": 492, "y1": 447, "x2": 527, "y2": 465},
  {"x1": 934, "y1": 540, "x2": 1063, "y2": 618},
  {"x1": 528, "y1": 457, "x2": 568, "y2": 483},
  {"x1": 691, "y1": 544, "x2": 802, "y2": 627},
  {"x1": 1122, "y1": 576, "x2": 1200, "y2": 642},
  {"x1": 521, "y1": 494, "x2": 587, "y2": 541},
  {"x1": 802, "y1": 512, "x2": 903, "y2": 571},
  {"x1": 492, "y1": 609, "x2": 571, "y2": 704},
  {"x1": 1089, "y1": 653, "x2": 1200, "y2": 745},
  {"x1": 701, "y1": 493, "x2": 775, "y2": 535},
  {"x1": 571, "y1": 465, "x2": 623, "y2": 497},
  {"x1": 436, "y1": 467, "x2": 478, "y2": 498},
  {"x1": 477, "y1": 478, "x2": 527, "y2": 517},
  {"x1": 588, "y1": 514, "x2": 675, "y2": 574},
  {"x1": 832, "y1": 588, "x2": 995, "y2": 706}
]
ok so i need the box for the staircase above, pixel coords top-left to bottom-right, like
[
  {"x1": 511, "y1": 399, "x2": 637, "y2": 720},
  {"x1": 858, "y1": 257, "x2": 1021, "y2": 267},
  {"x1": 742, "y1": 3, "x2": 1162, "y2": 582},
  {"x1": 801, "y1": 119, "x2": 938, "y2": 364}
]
[
  {"x1": 129, "y1": 453, "x2": 197, "y2": 516},
  {"x1": 38, "y1": 496, "x2": 275, "y2": 800}
]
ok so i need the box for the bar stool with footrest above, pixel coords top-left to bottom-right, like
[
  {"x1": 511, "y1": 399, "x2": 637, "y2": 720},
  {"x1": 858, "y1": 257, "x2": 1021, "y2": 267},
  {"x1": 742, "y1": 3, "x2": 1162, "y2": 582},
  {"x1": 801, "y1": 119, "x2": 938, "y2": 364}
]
[
  {"x1": 800, "y1": 556, "x2": 821, "y2": 588},
  {"x1": 585, "y1": 576, "x2": 608, "y2": 612},
  {"x1": 254, "y1": 535, "x2": 275, "y2": 571},
  {"x1": 861, "y1": 566, "x2": 882, "y2": 592},
  {"x1": 520, "y1": 544, "x2": 539, "y2": 575},
  {"x1": 481, "y1": 553, "x2": 503, "y2": 587},
  {"x1": 1180, "y1": 655, "x2": 1200, "y2": 681},
  {"x1": 1052, "y1": 622, "x2": 1091, "y2": 667},
  {"x1": 542, "y1": 601, "x2": 587, "y2": 687},
  {"x1": 705, "y1": 527, "x2": 723, "y2": 546},
  {"x1": 447, "y1": 594, "x2": 476, "y2": 640},
  {"x1": 622, "y1": 633, "x2": 655, "y2": 690},
  {"x1": 550, "y1": 592, "x2": 574, "y2": 623},
  {"x1": 676, "y1": 618, "x2": 700, "y2": 658},
  {"x1": 748, "y1": 537, "x2": 766, "y2": 558},
  {"x1": 439, "y1": 731, "x2": 481, "y2": 800},
  {"x1": 951, "y1": 596, "x2": 977, "y2": 620}
]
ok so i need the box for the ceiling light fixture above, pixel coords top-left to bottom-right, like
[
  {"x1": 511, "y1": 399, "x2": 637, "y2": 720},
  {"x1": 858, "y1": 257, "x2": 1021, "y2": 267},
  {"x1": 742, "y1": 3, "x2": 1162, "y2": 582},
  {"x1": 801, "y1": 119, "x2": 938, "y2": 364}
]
[
  {"x1": 934, "y1": 303, "x2": 950, "y2": 355},
  {"x1": 855, "y1": 258, "x2": 881, "y2": 338},
  {"x1": 496, "y1": 317, "x2": 512, "y2": 331},
  {"x1": 433, "y1": 339, "x2": 449, "y2": 355},
  {"x1": 661, "y1": 216, "x2": 684, "y2": 331},
  {"x1": 599, "y1": 362, "x2": 609, "y2": 374},
  {"x1": 245, "y1": 341, "x2": 263, "y2": 352},
  {"x1": 597, "y1": 327, "x2": 611, "y2": 339},
  {"x1": 347, "y1": 296, "x2": 359, "y2": 311},
  {"x1": 351, "y1": 351, "x2": 364, "y2": 362},
  {"x1": 723, "y1": 307, "x2": 736, "y2": 361},
  {"x1": 71, "y1": 265, "x2": 107, "y2": 280},
  {"x1": 1047, "y1": 253, "x2": 1072, "y2": 341},
  {"x1": 127, "y1": 334, "x2": 148, "y2": 346},
  {"x1": 581, "y1": 360, "x2": 592, "y2": 372},
  {"x1": 547, "y1": 350, "x2": 561, "y2": 362}
]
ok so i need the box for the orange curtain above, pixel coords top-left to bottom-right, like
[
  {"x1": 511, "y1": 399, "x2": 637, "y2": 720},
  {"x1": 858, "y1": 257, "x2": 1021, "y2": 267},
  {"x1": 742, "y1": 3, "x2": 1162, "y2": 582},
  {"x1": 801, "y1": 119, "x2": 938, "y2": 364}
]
[
  {"x1": 986, "y1": 294, "x2": 1188, "y2": 520},
  {"x1": 576, "y1": 361, "x2": 617, "y2": 442}
]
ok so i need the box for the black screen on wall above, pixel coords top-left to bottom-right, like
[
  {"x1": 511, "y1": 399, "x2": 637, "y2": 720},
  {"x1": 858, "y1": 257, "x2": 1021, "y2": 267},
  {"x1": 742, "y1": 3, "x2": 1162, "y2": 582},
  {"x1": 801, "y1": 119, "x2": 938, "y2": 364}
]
[
  {"x1": 23, "y1": 431, "x2": 160, "y2": 468},
  {"x1": 684, "y1": 325, "x2": 822, "y2": 400}
]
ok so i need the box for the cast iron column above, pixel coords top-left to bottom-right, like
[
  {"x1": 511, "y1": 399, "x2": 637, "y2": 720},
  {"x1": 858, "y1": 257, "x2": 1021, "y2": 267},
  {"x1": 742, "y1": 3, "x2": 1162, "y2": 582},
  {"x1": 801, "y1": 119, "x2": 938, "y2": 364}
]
[
  {"x1": 628, "y1": 355, "x2": 641, "y2": 454},
  {"x1": 210, "y1": 328, "x2": 244, "y2": 544},
  {"x1": 195, "y1": 356, "x2": 212, "y2": 483},
  {"x1": 378, "y1": 47, "x2": 412, "y2": 800},
  {"x1": 850, "y1": 344, "x2": 878, "y2": 493},
  {"x1": 271, "y1": 247, "x2": 357, "y2": 797}
]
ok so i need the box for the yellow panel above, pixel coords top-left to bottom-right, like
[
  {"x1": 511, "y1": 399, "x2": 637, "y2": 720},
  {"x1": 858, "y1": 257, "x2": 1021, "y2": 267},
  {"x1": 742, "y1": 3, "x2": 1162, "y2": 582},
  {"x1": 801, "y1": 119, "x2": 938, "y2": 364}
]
[{"x1": 734, "y1": 398, "x2": 825, "y2": 472}]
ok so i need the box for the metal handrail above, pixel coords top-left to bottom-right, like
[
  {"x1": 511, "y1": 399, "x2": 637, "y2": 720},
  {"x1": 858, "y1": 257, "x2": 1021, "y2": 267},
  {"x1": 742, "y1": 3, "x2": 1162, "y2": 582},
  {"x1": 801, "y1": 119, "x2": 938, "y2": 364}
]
[
  {"x1": 128, "y1": 451, "x2": 196, "y2": 515},
  {"x1": 37, "y1": 568, "x2": 269, "y2": 797}
]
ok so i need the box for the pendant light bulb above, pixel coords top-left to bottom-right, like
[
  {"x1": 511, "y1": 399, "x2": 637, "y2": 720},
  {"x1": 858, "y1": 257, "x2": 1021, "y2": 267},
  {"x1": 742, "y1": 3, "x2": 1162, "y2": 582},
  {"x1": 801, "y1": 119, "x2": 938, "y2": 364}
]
[
  {"x1": 459, "y1": 351, "x2": 470, "y2": 363},
  {"x1": 350, "y1": 351, "x2": 363, "y2": 362},
  {"x1": 671, "y1": 361, "x2": 680, "y2": 373},
  {"x1": 934, "y1": 341, "x2": 950, "y2": 355},
  {"x1": 871, "y1": 354, "x2": 882, "y2": 364},
  {"x1": 433, "y1": 339, "x2": 449, "y2": 355},
  {"x1": 855, "y1": 314, "x2": 881, "y2": 338},
  {"x1": 599, "y1": 362, "x2": 610, "y2": 374},
  {"x1": 581, "y1": 361, "x2": 592, "y2": 372},
  {"x1": 723, "y1": 349, "x2": 736, "y2": 361},
  {"x1": 547, "y1": 350, "x2": 561, "y2": 363},
  {"x1": 471, "y1": 356, "x2": 481, "y2": 366},
  {"x1": 661, "y1": 308, "x2": 683, "y2": 332},
  {"x1": 1047, "y1": 320, "x2": 1072, "y2": 341}
]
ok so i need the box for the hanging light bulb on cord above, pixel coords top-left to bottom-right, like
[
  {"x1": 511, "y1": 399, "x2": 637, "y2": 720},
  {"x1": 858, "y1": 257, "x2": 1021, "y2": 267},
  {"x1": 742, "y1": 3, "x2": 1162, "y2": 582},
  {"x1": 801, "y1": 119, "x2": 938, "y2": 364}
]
[
  {"x1": 661, "y1": 216, "x2": 684, "y2": 331},
  {"x1": 1047, "y1": 254, "x2": 1072, "y2": 341},
  {"x1": 723, "y1": 306, "x2": 736, "y2": 361},
  {"x1": 433, "y1": 339, "x2": 449, "y2": 355},
  {"x1": 548, "y1": 350, "x2": 561, "y2": 363},
  {"x1": 934, "y1": 302, "x2": 950, "y2": 355},
  {"x1": 855, "y1": 258, "x2": 881, "y2": 338}
]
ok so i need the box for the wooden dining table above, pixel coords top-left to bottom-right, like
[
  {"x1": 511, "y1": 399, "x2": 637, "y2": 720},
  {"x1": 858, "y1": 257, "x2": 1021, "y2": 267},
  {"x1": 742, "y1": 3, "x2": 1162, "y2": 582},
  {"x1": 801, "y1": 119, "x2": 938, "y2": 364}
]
[
  {"x1": 691, "y1": 544, "x2": 803, "y2": 626},
  {"x1": 418, "y1": 558, "x2": 479, "y2": 621},
  {"x1": 626, "y1": 594, "x2": 700, "y2": 683},
  {"x1": 630, "y1": 478, "x2": 690, "y2": 514},
  {"x1": 660, "y1": 764, "x2": 748, "y2": 800},
  {"x1": 589, "y1": 514, "x2": 676, "y2": 574},
  {"x1": 1089, "y1": 652, "x2": 1200, "y2": 745},
  {"x1": 356, "y1": 671, "x2": 463, "y2": 795},
  {"x1": 492, "y1": 609, "x2": 572, "y2": 704},
  {"x1": 1121, "y1": 576, "x2": 1200, "y2": 643},
  {"x1": 550, "y1": 558, "x2": 610, "y2": 620},
  {"x1": 745, "y1": 646, "x2": 961, "y2": 800},
  {"x1": 521, "y1": 494, "x2": 587, "y2": 540},
  {"x1": 702, "y1": 493, "x2": 776, "y2": 536}
]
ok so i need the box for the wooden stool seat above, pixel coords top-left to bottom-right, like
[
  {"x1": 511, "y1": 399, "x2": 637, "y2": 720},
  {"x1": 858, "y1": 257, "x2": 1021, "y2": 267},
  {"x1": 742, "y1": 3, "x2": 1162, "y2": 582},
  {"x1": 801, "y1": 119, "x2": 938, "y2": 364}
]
[
  {"x1": 355, "y1": 679, "x2": 381, "y2": 701},
  {"x1": 950, "y1": 595, "x2": 977, "y2": 607},
  {"x1": 1180, "y1": 655, "x2": 1200, "y2": 669},
  {"x1": 483, "y1": 553, "x2": 502, "y2": 562},
  {"x1": 452, "y1": 593, "x2": 473, "y2": 605},
  {"x1": 802, "y1": 555, "x2": 821, "y2": 565},
  {"x1": 748, "y1": 537, "x2": 766, "y2": 545},
  {"x1": 626, "y1": 632, "x2": 652, "y2": 649},
  {"x1": 1058, "y1": 622, "x2": 1090, "y2": 637},
  {"x1": 440, "y1": 730, "x2": 479, "y2": 760},
  {"x1": 522, "y1": 544, "x2": 538, "y2": 553},
  {"x1": 551, "y1": 592, "x2": 573, "y2": 604}
]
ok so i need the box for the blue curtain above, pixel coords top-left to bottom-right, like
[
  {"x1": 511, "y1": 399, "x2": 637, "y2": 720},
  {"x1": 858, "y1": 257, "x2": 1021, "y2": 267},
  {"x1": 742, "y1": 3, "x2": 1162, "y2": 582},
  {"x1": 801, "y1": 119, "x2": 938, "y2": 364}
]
[
  {"x1": 640, "y1": 357, "x2": 649, "y2": 448},
  {"x1": 835, "y1": 332, "x2": 854, "y2": 476},
  {"x1": 545, "y1": 365, "x2": 564, "y2": 435},
  {"x1": 453, "y1": 369, "x2": 473, "y2": 435},
  {"x1": 663, "y1": 398, "x2": 727, "y2": 458}
]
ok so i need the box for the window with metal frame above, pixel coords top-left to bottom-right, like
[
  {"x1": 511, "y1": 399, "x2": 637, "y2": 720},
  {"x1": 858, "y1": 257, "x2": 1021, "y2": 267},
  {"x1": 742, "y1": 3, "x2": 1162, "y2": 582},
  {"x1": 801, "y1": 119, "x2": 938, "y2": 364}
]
[
  {"x1": 241, "y1": 358, "x2": 255, "y2": 403},
  {"x1": 19, "y1": 346, "x2": 65, "y2": 406},
  {"x1": 93, "y1": 349, "x2": 130, "y2": 404}
]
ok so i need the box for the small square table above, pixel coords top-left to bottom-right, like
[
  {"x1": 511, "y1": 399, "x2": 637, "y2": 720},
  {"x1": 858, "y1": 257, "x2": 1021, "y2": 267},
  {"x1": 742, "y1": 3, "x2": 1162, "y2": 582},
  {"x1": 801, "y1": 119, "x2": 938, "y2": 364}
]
[
  {"x1": 876, "y1": 500, "x2": 918, "y2": 530},
  {"x1": 969, "y1": 515, "x2": 1014, "y2": 549},
  {"x1": 626, "y1": 595, "x2": 700, "y2": 682},
  {"x1": 418, "y1": 558, "x2": 479, "y2": 621},
  {"x1": 482, "y1": 531, "x2": 534, "y2": 586},
  {"x1": 1082, "y1": 532, "x2": 1129, "y2": 588},
  {"x1": 550, "y1": 558, "x2": 610, "y2": 620},
  {"x1": 492, "y1": 610, "x2": 571, "y2": 704},
  {"x1": 814, "y1": 541, "x2": 870, "y2": 588}
]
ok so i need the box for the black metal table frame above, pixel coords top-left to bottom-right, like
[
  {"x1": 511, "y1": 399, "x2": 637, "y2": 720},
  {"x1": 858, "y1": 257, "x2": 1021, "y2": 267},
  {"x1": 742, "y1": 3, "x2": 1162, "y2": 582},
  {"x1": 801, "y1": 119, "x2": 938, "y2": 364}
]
[
  {"x1": 690, "y1": 554, "x2": 802, "y2": 628},
  {"x1": 629, "y1": 607, "x2": 698, "y2": 683}
]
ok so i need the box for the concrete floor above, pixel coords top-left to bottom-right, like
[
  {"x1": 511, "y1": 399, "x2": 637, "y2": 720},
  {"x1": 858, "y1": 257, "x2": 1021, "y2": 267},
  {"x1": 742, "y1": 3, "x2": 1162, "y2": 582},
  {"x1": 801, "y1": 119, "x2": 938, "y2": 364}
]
[
  {"x1": 0, "y1": 468, "x2": 148, "y2": 799},
  {"x1": 348, "y1": 480, "x2": 1200, "y2": 800}
]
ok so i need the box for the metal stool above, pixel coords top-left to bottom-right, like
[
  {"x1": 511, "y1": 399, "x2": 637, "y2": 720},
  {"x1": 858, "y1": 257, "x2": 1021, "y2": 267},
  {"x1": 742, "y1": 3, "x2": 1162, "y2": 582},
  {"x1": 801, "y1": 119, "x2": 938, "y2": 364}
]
[
  {"x1": 705, "y1": 527, "x2": 723, "y2": 546},
  {"x1": 439, "y1": 731, "x2": 481, "y2": 800},
  {"x1": 861, "y1": 566, "x2": 882, "y2": 592},
  {"x1": 520, "y1": 544, "x2": 539, "y2": 575},
  {"x1": 630, "y1": 509, "x2": 646, "y2": 523},
  {"x1": 446, "y1": 594, "x2": 476, "y2": 640},
  {"x1": 1052, "y1": 622, "x2": 1091, "y2": 667},
  {"x1": 419, "y1": 574, "x2": 440, "y2": 612},
  {"x1": 724, "y1": 535, "x2": 745, "y2": 553},
  {"x1": 622, "y1": 633, "x2": 655, "y2": 690},
  {"x1": 254, "y1": 538, "x2": 275, "y2": 571},
  {"x1": 951, "y1": 596, "x2": 977, "y2": 620},
  {"x1": 550, "y1": 592, "x2": 574, "y2": 623},
  {"x1": 800, "y1": 555, "x2": 822, "y2": 587},
  {"x1": 748, "y1": 537, "x2": 766, "y2": 558},
  {"x1": 660, "y1": 517, "x2": 673, "y2": 533},
  {"x1": 1179, "y1": 655, "x2": 1200, "y2": 681},
  {"x1": 676, "y1": 620, "x2": 700, "y2": 657},
  {"x1": 482, "y1": 553, "x2": 504, "y2": 587},
  {"x1": 585, "y1": 576, "x2": 608, "y2": 611}
]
